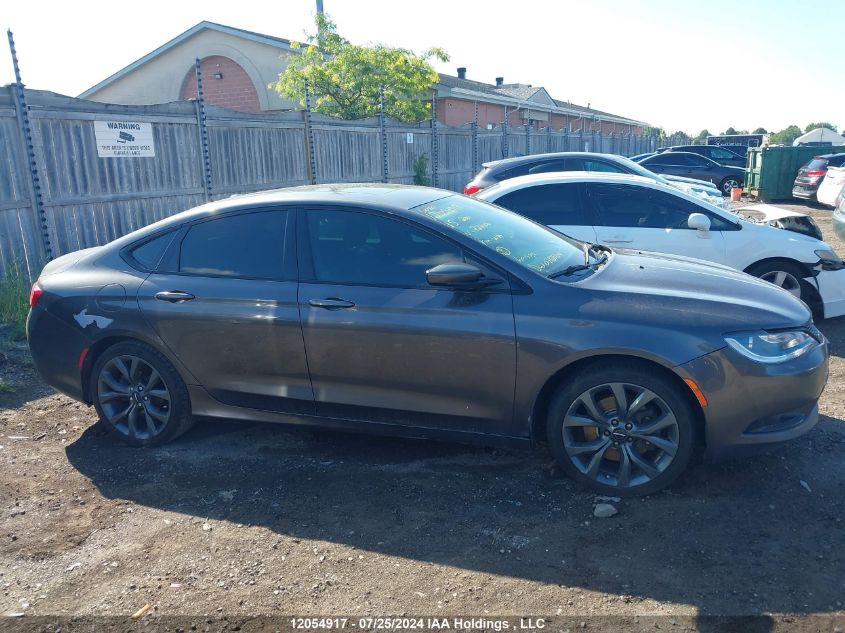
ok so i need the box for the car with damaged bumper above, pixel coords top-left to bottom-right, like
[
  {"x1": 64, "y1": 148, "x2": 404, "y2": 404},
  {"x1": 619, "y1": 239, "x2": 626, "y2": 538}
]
[
  {"x1": 478, "y1": 172, "x2": 845, "y2": 318},
  {"x1": 27, "y1": 185, "x2": 829, "y2": 495}
]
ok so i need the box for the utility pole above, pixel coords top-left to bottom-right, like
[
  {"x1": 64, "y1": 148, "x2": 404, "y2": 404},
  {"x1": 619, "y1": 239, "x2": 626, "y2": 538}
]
[{"x1": 316, "y1": 0, "x2": 324, "y2": 13}]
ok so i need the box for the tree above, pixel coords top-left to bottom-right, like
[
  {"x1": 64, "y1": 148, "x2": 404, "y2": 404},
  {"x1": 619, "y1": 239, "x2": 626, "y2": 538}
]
[
  {"x1": 693, "y1": 129, "x2": 710, "y2": 145},
  {"x1": 769, "y1": 125, "x2": 802, "y2": 145},
  {"x1": 722, "y1": 127, "x2": 739, "y2": 136},
  {"x1": 752, "y1": 127, "x2": 768, "y2": 134},
  {"x1": 804, "y1": 122, "x2": 837, "y2": 133},
  {"x1": 274, "y1": 13, "x2": 448, "y2": 122}
]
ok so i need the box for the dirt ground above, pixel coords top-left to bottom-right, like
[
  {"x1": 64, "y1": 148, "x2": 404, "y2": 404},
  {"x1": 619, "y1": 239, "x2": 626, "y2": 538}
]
[{"x1": 1, "y1": 200, "x2": 844, "y2": 631}]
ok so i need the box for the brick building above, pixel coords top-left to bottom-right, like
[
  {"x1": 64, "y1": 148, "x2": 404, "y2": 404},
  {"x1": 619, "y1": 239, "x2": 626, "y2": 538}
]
[
  {"x1": 79, "y1": 23, "x2": 647, "y2": 132},
  {"x1": 434, "y1": 69, "x2": 646, "y2": 134},
  {"x1": 79, "y1": 21, "x2": 300, "y2": 113}
]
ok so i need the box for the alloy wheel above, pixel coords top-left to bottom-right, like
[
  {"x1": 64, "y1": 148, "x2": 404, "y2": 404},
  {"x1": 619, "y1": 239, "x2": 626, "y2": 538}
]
[
  {"x1": 760, "y1": 270, "x2": 802, "y2": 298},
  {"x1": 97, "y1": 355, "x2": 171, "y2": 439},
  {"x1": 722, "y1": 178, "x2": 740, "y2": 194},
  {"x1": 562, "y1": 382, "x2": 680, "y2": 489}
]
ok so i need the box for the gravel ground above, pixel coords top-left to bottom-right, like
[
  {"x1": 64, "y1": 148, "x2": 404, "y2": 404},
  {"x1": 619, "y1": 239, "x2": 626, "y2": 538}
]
[{"x1": 1, "y1": 200, "x2": 844, "y2": 631}]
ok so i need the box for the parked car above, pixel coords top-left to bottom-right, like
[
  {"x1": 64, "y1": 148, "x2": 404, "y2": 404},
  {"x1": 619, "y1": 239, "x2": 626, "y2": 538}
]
[
  {"x1": 793, "y1": 153, "x2": 845, "y2": 202},
  {"x1": 476, "y1": 172, "x2": 845, "y2": 318},
  {"x1": 26, "y1": 185, "x2": 829, "y2": 496},
  {"x1": 663, "y1": 145, "x2": 747, "y2": 168},
  {"x1": 833, "y1": 191, "x2": 845, "y2": 241},
  {"x1": 629, "y1": 152, "x2": 656, "y2": 162},
  {"x1": 816, "y1": 166, "x2": 845, "y2": 207},
  {"x1": 638, "y1": 152, "x2": 746, "y2": 195},
  {"x1": 463, "y1": 152, "x2": 726, "y2": 206}
]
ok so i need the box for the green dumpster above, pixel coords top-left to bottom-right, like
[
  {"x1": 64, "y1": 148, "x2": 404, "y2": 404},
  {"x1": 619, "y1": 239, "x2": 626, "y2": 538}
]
[{"x1": 744, "y1": 145, "x2": 835, "y2": 202}]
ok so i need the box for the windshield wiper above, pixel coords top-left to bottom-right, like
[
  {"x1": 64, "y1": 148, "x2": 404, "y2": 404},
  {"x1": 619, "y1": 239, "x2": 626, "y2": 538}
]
[{"x1": 548, "y1": 252, "x2": 609, "y2": 279}]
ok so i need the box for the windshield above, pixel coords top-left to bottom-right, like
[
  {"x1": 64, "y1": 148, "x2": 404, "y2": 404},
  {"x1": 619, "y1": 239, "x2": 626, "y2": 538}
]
[
  {"x1": 612, "y1": 154, "x2": 671, "y2": 185},
  {"x1": 413, "y1": 195, "x2": 587, "y2": 277}
]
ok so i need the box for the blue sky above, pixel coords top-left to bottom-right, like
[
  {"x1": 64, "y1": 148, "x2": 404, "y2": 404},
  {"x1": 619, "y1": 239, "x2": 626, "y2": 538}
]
[{"x1": 3, "y1": 0, "x2": 842, "y2": 134}]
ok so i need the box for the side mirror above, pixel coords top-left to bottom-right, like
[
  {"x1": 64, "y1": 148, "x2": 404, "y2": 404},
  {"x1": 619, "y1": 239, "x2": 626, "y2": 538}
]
[
  {"x1": 426, "y1": 263, "x2": 483, "y2": 286},
  {"x1": 688, "y1": 213, "x2": 711, "y2": 232}
]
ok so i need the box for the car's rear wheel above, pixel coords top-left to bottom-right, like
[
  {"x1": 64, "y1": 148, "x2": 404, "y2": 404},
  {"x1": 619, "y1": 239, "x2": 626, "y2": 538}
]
[
  {"x1": 719, "y1": 176, "x2": 742, "y2": 196},
  {"x1": 546, "y1": 361, "x2": 696, "y2": 496},
  {"x1": 746, "y1": 260, "x2": 810, "y2": 304},
  {"x1": 91, "y1": 341, "x2": 193, "y2": 447}
]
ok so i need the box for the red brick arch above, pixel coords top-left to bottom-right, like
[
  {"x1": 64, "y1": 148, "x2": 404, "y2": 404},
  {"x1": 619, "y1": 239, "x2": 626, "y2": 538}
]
[{"x1": 180, "y1": 55, "x2": 261, "y2": 113}]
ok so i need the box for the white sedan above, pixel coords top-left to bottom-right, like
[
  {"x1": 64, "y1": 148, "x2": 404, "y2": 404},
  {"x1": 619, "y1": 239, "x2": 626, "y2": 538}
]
[
  {"x1": 817, "y1": 166, "x2": 845, "y2": 208},
  {"x1": 476, "y1": 172, "x2": 845, "y2": 319}
]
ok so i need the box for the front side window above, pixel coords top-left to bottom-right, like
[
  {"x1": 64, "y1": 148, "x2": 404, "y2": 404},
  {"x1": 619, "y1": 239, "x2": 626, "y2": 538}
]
[
  {"x1": 644, "y1": 154, "x2": 683, "y2": 166},
  {"x1": 415, "y1": 195, "x2": 586, "y2": 276},
  {"x1": 589, "y1": 184, "x2": 699, "y2": 229},
  {"x1": 179, "y1": 210, "x2": 289, "y2": 279},
  {"x1": 306, "y1": 209, "x2": 463, "y2": 287},
  {"x1": 493, "y1": 184, "x2": 591, "y2": 226}
]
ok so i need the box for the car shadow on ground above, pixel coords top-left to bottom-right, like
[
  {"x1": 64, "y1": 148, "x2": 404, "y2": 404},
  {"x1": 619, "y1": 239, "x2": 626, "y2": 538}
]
[{"x1": 66, "y1": 410, "x2": 845, "y2": 624}]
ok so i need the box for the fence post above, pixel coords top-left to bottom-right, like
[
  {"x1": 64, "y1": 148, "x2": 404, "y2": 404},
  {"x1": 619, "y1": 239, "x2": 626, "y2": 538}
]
[
  {"x1": 430, "y1": 92, "x2": 439, "y2": 188},
  {"x1": 547, "y1": 124, "x2": 552, "y2": 153},
  {"x1": 378, "y1": 85, "x2": 389, "y2": 183},
  {"x1": 7, "y1": 30, "x2": 52, "y2": 268},
  {"x1": 471, "y1": 101, "x2": 479, "y2": 173},
  {"x1": 193, "y1": 58, "x2": 213, "y2": 201},
  {"x1": 502, "y1": 108, "x2": 509, "y2": 159},
  {"x1": 303, "y1": 79, "x2": 317, "y2": 185},
  {"x1": 525, "y1": 108, "x2": 531, "y2": 155}
]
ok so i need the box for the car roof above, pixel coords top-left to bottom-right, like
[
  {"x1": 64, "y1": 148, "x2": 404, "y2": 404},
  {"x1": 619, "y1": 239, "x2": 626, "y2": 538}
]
[
  {"x1": 107, "y1": 184, "x2": 453, "y2": 248},
  {"x1": 480, "y1": 171, "x2": 658, "y2": 189},
  {"x1": 643, "y1": 151, "x2": 715, "y2": 161},
  {"x1": 477, "y1": 171, "x2": 734, "y2": 215},
  {"x1": 481, "y1": 152, "x2": 626, "y2": 170}
]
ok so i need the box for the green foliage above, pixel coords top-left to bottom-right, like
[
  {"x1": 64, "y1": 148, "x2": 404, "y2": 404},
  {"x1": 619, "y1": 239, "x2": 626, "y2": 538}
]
[
  {"x1": 769, "y1": 125, "x2": 803, "y2": 145},
  {"x1": 0, "y1": 379, "x2": 16, "y2": 394},
  {"x1": 752, "y1": 127, "x2": 768, "y2": 134},
  {"x1": 413, "y1": 154, "x2": 429, "y2": 186},
  {"x1": 274, "y1": 13, "x2": 448, "y2": 123},
  {"x1": 805, "y1": 122, "x2": 836, "y2": 133},
  {"x1": 0, "y1": 261, "x2": 29, "y2": 340},
  {"x1": 693, "y1": 129, "x2": 710, "y2": 145}
]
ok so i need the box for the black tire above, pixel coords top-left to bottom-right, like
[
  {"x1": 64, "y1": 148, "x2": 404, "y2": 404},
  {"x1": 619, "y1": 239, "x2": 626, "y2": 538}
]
[
  {"x1": 745, "y1": 260, "x2": 812, "y2": 307},
  {"x1": 90, "y1": 341, "x2": 193, "y2": 447},
  {"x1": 546, "y1": 360, "x2": 696, "y2": 497},
  {"x1": 719, "y1": 176, "x2": 742, "y2": 196}
]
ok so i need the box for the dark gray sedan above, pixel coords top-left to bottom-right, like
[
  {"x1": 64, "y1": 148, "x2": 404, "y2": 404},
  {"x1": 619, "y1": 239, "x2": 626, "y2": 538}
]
[
  {"x1": 27, "y1": 185, "x2": 828, "y2": 495},
  {"x1": 639, "y1": 152, "x2": 746, "y2": 195}
]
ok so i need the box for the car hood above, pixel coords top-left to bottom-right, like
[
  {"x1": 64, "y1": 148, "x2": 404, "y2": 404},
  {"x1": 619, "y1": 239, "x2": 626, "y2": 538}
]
[
  {"x1": 664, "y1": 174, "x2": 719, "y2": 189},
  {"x1": 574, "y1": 249, "x2": 811, "y2": 333},
  {"x1": 734, "y1": 204, "x2": 823, "y2": 240}
]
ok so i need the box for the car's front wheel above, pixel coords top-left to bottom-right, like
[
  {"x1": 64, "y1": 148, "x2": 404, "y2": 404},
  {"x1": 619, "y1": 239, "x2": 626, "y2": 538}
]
[
  {"x1": 90, "y1": 341, "x2": 194, "y2": 447},
  {"x1": 546, "y1": 360, "x2": 696, "y2": 496},
  {"x1": 745, "y1": 260, "x2": 812, "y2": 306}
]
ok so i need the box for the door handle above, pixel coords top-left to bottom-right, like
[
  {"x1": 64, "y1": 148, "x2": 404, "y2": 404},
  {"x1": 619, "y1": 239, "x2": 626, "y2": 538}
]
[
  {"x1": 308, "y1": 298, "x2": 356, "y2": 310},
  {"x1": 605, "y1": 238, "x2": 633, "y2": 244},
  {"x1": 155, "y1": 290, "x2": 196, "y2": 303}
]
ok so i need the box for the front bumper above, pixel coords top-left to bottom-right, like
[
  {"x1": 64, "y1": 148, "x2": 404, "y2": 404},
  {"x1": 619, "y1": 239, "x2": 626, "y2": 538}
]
[
  {"x1": 676, "y1": 338, "x2": 828, "y2": 460},
  {"x1": 814, "y1": 268, "x2": 845, "y2": 319}
]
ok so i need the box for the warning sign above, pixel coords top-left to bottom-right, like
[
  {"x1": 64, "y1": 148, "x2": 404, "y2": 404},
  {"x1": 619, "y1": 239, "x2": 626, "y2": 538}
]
[{"x1": 94, "y1": 121, "x2": 155, "y2": 157}]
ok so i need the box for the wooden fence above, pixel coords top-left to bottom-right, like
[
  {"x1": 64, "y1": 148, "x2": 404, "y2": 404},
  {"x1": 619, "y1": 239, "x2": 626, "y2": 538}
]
[{"x1": 0, "y1": 88, "x2": 658, "y2": 280}]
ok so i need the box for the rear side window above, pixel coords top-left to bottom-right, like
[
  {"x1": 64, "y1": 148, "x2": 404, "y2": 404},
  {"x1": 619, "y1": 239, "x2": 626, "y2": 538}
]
[
  {"x1": 527, "y1": 160, "x2": 569, "y2": 175},
  {"x1": 494, "y1": 184, "x2": 590, "y2": 226},
  {"x1": 827, "y1": 155, "x2": 845, "y2": 167},
  {"x1": 710, "y1": 147, "x2": 738, "y2": 160},
  {"x1": 129, "y1": 231, "x2": 175, "y2": 270},
  {"x1": 179, "y1": 210, "x2": 289, "y2": 279},
  {"x1": 644, "y1": 154, "x2": 684, "y2": 166}
]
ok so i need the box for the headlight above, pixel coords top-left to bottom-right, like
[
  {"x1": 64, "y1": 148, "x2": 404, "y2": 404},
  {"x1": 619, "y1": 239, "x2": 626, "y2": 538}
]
[
  {"x1": 724, "y1": 330, "x2": 819, "y2": 363},
  {"x1": 815, "y1": 249, "x2": 844, "y2": 270}
]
